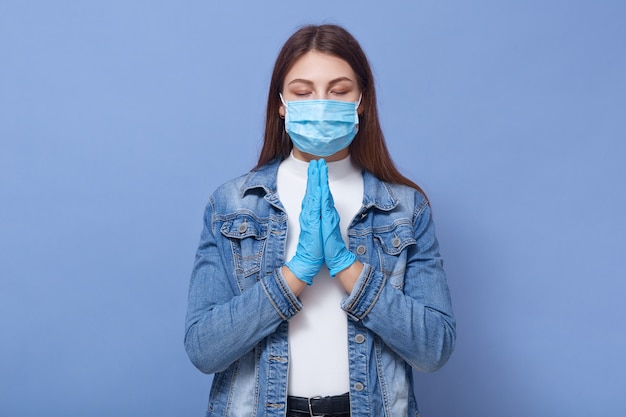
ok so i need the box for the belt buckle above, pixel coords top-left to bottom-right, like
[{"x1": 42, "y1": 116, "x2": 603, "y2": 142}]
[{"x1": 308, "y1": 395, "x2": 324, "y2": 417}]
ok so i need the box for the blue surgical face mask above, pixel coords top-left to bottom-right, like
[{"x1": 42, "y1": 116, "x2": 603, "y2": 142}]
[{"x1": 280, "y1": 94, "x2": 361, "y2": 157}]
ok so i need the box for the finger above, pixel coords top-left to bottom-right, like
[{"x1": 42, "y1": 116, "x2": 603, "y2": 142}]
[
  {"x1": 318, "y1": 159, "x2": 327, "y2": 187},
  {"x1": 301, "y1": 160, "x2": 317, "y2": 210},
  {"x1": 311, "y1": 184, "x2": 322, "y2": 218},
  {"x1": 318, "y1": 160, "x2": 335, "y2": 215},
  {"x1": 319, "y1": 159, "x2": 328, "y2": 198},
  {"x1": 306, "y1": 159, "x2": 319, "y2": 197}
]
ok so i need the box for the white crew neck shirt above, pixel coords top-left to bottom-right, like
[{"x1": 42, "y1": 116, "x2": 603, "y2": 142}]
[{"x1": 277, "y1": 152, "x2": 364, "y2": 397}]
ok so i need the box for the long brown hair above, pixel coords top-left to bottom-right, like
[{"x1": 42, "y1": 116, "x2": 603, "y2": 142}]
[{"x1": 256, "y1": 24, "x2": 426, "y2": 197}]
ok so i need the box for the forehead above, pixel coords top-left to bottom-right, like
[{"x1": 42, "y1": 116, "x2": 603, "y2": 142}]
[{"x1": 284, "y1": 51, "x2": 356, "y2": 83}]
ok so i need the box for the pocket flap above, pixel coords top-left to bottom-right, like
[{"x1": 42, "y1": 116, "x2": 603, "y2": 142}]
[
  {"x1": 220, "y1": 215, "x2": 269, "y2": 240},
  {"x1": 373, "y1": 223, "x2": 416, "y2": 255}
]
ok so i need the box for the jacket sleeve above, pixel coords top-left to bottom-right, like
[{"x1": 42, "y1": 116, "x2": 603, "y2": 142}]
[
  {"x1": 341, "y1": 197, "x2": 456, "y2": 372},
  {"x1": 184, "y1": 198, "x2": 302, "y2": 374}
]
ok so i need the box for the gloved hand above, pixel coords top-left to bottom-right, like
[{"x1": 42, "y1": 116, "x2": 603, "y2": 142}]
[
  {"x1": 319, "y1": 159, "x2": 356, "y2": 276},
  {"x1": 285, "y1": 159, "x2": 324, "y2": 285}
]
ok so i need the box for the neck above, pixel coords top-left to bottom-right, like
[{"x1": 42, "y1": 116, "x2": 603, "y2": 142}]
[{"x1": 291, "y1": 147, "x2": 349, "y2": 163}]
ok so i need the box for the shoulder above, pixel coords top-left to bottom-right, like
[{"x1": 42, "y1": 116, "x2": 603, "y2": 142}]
[
  {"x1": 365, "y1": 172, "x2": 429, "y2": 217},
  {"x1": 207, "y1": 159, "x2": 281, "y2": 214},
  {"x1": 390, "y1": 183, "x2": 429, "y2": 213},
  {"x1": 210, "y1": 171, "x2": 250, "y2": 201}
]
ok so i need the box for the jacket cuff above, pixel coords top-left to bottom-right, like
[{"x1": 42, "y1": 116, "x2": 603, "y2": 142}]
[
  {"x1": 341, "y1": 263, "x2": 385, "y2": 321},
  {"x1": 261, "y1": 267, "x2": 303, "y2": 321}
]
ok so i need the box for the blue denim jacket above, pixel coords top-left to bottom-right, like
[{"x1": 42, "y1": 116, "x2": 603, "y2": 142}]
[{"x1": 185, "y1": 158, "x2": 455, "y2": 417}]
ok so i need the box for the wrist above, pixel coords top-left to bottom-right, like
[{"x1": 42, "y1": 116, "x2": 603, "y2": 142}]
[
  {"x1": 328, "y1": 250, "x2": 357, "y2": 277},
  {"x1": 282, "y1": 266, "x2": 307, "y2": 296},
  {"x1": 284, "y1": 259, "x2": 314, "y2": 285},
  {"x1": 335, "y1": 260, "x2": 363, "y2": 293}
]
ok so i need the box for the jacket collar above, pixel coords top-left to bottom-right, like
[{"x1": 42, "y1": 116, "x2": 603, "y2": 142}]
[
  {"x1": 241, "y1": 158, "x2": 399, "y2": 211},
  {"x1": 240, "y1": 158, "x2": 281, "y2": 198},
  {"x1": 362, "y1": 170, "x2": 398, "y2": 211}
]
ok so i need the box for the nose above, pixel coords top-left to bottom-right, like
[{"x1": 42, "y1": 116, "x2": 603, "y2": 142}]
[{"x1": 307, "y1": 92, "x2": 330, "y2": 100}]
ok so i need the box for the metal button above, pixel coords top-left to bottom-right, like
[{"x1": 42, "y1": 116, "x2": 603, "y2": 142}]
[
  {"x1": 355, "y1": 334, "x2": 365, "y2": 343},
  {"x1": 356, "y1": 245, "x2": 366, "y2": 255},
  {"x1": 353, "y1": 382, "x2": 364, "y2": 391},
  {"x1": 392, "y1": 237, "x2": 401, "y2": 248},
  {"x1": 238, "y1": 223, "x2": 247, "y2": 233}
]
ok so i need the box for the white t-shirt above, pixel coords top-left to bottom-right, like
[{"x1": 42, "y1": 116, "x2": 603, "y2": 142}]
[{"x1": 277, "y1": 152, "x2": 364, "y2": 397}]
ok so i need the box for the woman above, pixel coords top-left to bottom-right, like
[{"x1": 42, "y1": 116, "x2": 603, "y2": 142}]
[{"x1": 185, "y1": 24, "x2": 455, "y2": 417}]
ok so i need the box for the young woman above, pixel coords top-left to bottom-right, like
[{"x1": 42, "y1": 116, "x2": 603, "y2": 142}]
[{"x1": 185, "y1": 24, "x2": 455, "y2": 417}]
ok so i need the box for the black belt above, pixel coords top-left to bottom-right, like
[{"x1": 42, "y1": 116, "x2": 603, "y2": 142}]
[{"x1": 287, "y1": 393, "x2": 350, "y2": 416}]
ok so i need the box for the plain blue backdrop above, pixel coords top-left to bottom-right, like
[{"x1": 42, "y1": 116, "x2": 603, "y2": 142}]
[{"x1": 1, "y1": 1, "x2": 625, "y2": 416}]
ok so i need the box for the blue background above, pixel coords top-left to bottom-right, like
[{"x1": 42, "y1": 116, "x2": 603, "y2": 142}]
[{"x1": 1, "y1": 1, "x2": 625, "y2": 416}]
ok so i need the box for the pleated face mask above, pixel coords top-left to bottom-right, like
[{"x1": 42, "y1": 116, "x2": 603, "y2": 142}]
[{"x1": 280, "y1": 94, "x2": 361, "y2": 157}]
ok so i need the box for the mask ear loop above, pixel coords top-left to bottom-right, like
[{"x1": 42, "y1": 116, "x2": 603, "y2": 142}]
[
  {"x1": 355, "y1": 94, "x2": 363, "y2": 128},
  {"x1": 279, "y1": 93, "x2": 287, "y2": 120},
  {"x1": 278, "y1": 93, "x2": 290, "y2": 148}
]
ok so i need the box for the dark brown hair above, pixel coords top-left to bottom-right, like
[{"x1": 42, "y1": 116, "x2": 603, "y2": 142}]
[{"x1": 256, "y1": 24, "x2": 426, "y2": 197}]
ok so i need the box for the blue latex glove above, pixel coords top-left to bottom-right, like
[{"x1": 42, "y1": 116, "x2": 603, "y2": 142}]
[
  {"x1": 285, "y1": 159, "x2": 324, "y2": 285},
  {"x1": 319, "y1": 159, "x2": 357, "y2": 276}
]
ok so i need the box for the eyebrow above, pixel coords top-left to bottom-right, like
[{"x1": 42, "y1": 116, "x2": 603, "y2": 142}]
[{"x1": 287, "y1": 76, "x2": 354, "y2": 86}]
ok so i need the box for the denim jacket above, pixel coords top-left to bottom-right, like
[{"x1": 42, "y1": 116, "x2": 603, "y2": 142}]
[{"x1": 185, "y1": 158, "x2": 455, "y2": 417}]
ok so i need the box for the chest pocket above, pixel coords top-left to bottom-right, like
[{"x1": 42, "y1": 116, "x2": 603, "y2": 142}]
[
  {"x1": 373, "y1": 222, "x2": 416, "y2": 290},
  {"x1": 221, "y1": 214, "x2": 269, "y2": 292}
]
